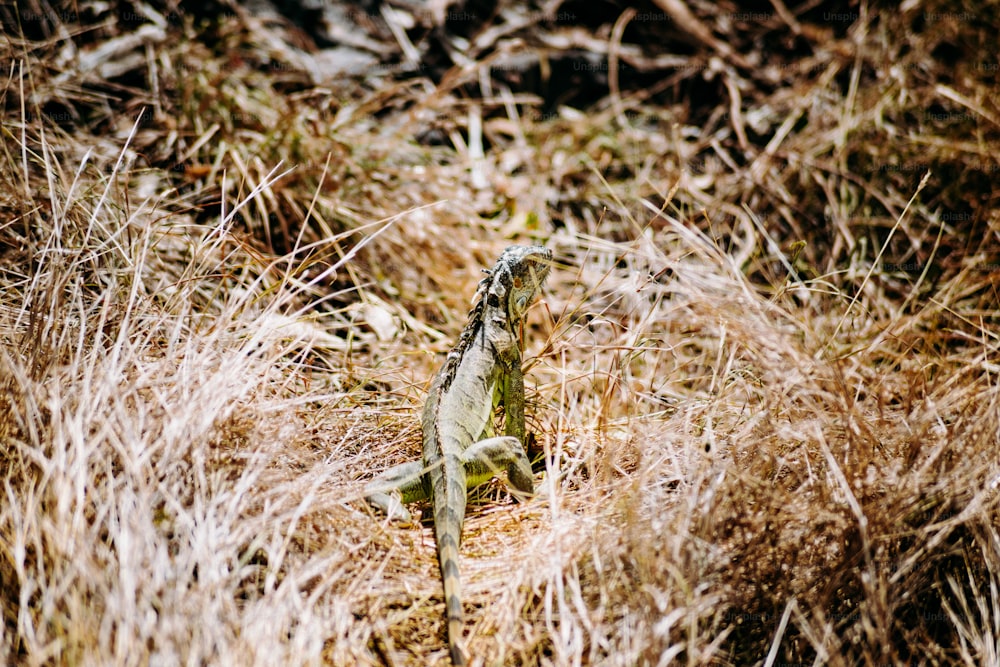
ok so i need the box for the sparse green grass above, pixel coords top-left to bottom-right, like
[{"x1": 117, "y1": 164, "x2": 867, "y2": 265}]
[{"x1": 3, "y1": 2, "x2": 1000, "y2": 666}]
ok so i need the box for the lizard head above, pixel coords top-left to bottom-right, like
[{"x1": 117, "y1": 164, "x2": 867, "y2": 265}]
[{"x1": 488, "y1": 245, "x2": 552, "y2": 322}]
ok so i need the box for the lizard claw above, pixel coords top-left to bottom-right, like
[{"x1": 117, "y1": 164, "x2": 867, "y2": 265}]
[{"x1": 507, "y1": 465, "x2": 535, "y2": 499}]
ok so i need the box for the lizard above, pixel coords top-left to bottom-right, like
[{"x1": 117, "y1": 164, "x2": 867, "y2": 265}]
[{"x1": 365, "y1": 245, "x2": 552, "y2": 666}]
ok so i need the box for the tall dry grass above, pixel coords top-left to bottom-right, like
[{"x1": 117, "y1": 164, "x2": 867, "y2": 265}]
[
  {"x1": 3, "y1": 1, "x2": 1000, "y2": 665},
  {"x1": 0, "y1": 121, "x2": 362, "y2": 663}
]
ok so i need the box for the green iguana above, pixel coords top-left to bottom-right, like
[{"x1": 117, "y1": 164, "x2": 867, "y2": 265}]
[{"x1": 365, "y1": 245, "x2": 552, "y2": 666}]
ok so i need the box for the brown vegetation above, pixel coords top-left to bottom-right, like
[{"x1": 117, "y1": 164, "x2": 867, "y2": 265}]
[{"x1": 2, "y1": 1, "x2": 999, "y2": 664}]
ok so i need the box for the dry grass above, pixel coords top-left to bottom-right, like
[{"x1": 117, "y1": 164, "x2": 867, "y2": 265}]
[{"x1": 3, "y1": 1, "x2": 1000, "y2": 665}]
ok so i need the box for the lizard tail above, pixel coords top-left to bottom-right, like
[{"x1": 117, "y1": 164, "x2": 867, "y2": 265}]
[
  {"x1": 447, "y1": 598, "x2": 465, "y2": 666},
  {"x1": 433, "y1": 455, "x2": 468, "y2": 666},
  {"x1": 438, "y1": 532, "x2": 465, "y2": 666}
]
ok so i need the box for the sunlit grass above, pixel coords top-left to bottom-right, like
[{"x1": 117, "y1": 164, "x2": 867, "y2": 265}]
[{"x1": 3, "y1": 2, "x2": 1000, "y2": 665}]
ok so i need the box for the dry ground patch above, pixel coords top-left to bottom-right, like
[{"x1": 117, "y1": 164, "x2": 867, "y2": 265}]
[{"x1": 2, "y1": 1, "x2": 1000, "y2": 665}]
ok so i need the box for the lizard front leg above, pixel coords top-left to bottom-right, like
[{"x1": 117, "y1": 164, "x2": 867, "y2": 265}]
[
  {"x1": 364, "y1": 461, "x2": 430, "y2": 523},
  {"x1": 503, "y1": 360, "x2": 526, "y2": 443},
  {"x1": 502, "y1": 360, "x2": 535, "y2": 495},
  {"x1": 456, "y1": 361, "x2": 535, "y2": 499}
]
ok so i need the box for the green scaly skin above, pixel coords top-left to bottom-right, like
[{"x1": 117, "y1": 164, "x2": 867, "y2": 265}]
[{"x1": 365, "y1": 245, "x2": 551, "y2": 665}]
